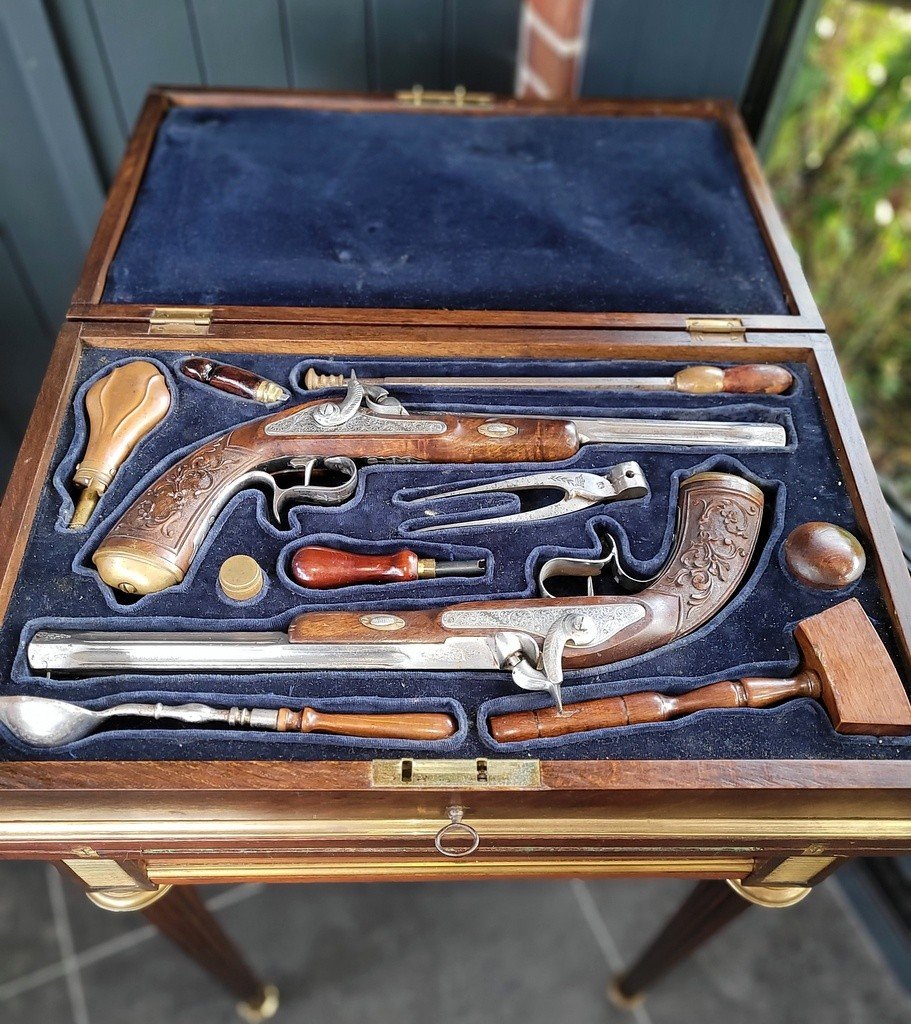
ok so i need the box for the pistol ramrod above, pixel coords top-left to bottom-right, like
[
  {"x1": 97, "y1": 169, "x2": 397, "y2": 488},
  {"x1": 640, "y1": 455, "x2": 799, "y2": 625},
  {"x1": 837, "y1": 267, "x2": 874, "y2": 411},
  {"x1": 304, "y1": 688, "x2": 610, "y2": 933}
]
[
  {"x1": 91, "y1": 375, "x2": 783, "y2": 597},
  {"x1": 37, "y1": 471, "x2": 764, "y2": 710}
]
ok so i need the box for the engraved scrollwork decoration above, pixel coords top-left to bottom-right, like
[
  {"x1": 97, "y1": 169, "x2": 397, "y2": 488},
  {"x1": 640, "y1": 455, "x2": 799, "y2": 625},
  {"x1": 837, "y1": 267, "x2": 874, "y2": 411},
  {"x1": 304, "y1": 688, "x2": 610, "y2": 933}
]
[
  {"x1": 665, "y1": 493, "x2": 760, "y2": 622},
  {"x1": 108, "y1": 436, "x2": 252, "y2": 541}
]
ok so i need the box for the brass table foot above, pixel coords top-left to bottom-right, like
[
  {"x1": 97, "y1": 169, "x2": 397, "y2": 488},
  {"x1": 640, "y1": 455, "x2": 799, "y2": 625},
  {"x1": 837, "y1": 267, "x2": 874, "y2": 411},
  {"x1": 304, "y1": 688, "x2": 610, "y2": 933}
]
[
  {"x1": 237, "y1": 984, "x2": 280, "y2": 1023},
  {"x1": 608, "y1": 978, "x2": 645, "y2": 1011},
  {"x1": 86, "y1": 883, "x2": 173, "y2": 912},
  {"x1": 726, "y1": 879, "x2": 811, "y2": 908}
]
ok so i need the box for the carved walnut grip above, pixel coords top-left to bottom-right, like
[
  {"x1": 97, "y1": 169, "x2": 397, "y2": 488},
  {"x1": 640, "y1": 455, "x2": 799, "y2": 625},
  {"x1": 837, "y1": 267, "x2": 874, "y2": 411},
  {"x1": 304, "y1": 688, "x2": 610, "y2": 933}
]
[
  {"x1": 287, "y1": 472, "x2": 764, "y2": 673},
  {"x1": 276, "y1": 706, "x2": 457, "y2": 740},
  {"x1": 70, "y1": 361, "x2": 171, "y2": 529},
  {"x1": 93, "y1": 399, "x2": 578, "y2": 594}
]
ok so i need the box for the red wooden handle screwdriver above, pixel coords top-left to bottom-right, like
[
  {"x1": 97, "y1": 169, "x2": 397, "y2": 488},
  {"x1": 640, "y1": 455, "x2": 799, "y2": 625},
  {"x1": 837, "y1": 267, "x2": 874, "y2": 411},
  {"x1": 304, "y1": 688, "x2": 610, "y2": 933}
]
[{"x1": 290, "y1": 545, "x2": 486, "y2": 589}]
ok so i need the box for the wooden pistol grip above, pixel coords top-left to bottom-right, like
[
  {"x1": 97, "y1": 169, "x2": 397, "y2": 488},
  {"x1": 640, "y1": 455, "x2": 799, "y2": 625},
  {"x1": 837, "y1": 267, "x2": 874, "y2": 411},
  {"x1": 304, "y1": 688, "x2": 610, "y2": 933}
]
[
  {"x1": 553, "y1": 470, "x2": 764, "y2": 668},
  {"x1": 93, "y1": 401, "x2": 578, "y2": 595},
  {"x1": 639, "y1": 471, "x2": 764, "y2": 635},
  {"x1": 291, "y1": 546, "x2": 418, "y2": 589},
  {"x1": 278, "y1": 707, "x2": 457, "y2": 741}
]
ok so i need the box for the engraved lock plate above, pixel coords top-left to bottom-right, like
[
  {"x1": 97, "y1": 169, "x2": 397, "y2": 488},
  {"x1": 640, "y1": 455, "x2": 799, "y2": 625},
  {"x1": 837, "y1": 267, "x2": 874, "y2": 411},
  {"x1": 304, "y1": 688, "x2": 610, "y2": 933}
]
[
  {"x1": 265, "y1": 374, "x2": 446, "y2": 436},
  {"x1": 265, "y1": 409, "x2": 448, "y2": 437},
  {"x1": 440, "y1": 603, "x2": 645, "y2": 639}
]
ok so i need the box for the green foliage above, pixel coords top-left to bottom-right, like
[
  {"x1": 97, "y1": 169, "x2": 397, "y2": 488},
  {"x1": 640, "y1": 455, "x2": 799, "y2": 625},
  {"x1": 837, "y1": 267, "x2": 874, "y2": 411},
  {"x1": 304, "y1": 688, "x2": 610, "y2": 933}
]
[{"x1": 766, "y1": 0, "x2": 911, "y2": 496}]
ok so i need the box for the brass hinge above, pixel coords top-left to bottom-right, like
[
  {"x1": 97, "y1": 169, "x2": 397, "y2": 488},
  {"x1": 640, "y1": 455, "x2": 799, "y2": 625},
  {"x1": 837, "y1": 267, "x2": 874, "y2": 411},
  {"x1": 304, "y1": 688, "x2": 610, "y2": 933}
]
[
  {"x1": 685, "y1": 317, "x2": 746, "y2": 342},
  {"x1": 372, "y1": 757, "x2": 541, "y2": 788},
  {"x1": 148, "y1": 306, "x2": 213, "y2": 335},
  {"x1": 396, "y1": 85, "x2": 495, "y2": 108}
]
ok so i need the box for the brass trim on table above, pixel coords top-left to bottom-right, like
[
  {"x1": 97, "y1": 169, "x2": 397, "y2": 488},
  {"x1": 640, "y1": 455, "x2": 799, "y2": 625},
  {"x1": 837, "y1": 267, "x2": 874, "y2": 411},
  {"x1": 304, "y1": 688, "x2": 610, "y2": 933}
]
[
  {"x1": 146, "y1": 856, "x2": 757, "y2": 885},
  {"x1": 3, "y1": 811, "x2": 904, "y2": 860},
  {"x1": 237, "y1": 984, "x2": 280, "y2": 1023},
  {"x1": 4, "y1": 814, "x2": 909, "y2": 848},
  {"x1": 60, "y1": 856, "x2": 156, "y2": 891}
]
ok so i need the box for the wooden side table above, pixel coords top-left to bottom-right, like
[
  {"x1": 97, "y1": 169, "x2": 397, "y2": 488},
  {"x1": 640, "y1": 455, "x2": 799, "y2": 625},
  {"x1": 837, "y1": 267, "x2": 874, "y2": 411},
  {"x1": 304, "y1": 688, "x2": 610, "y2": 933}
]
[{"x1": 4, "y1": 757, "x2": 908, "y2": 1016}]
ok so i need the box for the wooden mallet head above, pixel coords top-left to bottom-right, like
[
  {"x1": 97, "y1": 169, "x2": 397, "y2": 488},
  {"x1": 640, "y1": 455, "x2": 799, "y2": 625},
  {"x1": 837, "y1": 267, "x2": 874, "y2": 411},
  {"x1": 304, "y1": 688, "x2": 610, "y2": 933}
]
[{"x1": 793, "y1": 598, "x2": 911, "y2": 735}]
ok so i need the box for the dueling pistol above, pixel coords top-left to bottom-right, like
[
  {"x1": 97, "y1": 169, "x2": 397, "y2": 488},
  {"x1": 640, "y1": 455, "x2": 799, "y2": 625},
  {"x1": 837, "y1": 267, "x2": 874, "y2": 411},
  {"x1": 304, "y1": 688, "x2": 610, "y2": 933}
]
[
  {"x1": 35, "y1": 471, "x2": 764, "y2": 710},
  {"x1": 91, "y1": 375, "x2": 783, "y2": 596}
]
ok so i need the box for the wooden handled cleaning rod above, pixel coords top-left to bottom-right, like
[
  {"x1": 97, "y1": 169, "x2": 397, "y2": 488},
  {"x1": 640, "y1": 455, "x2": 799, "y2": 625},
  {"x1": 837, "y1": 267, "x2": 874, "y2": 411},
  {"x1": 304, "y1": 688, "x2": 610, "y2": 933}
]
[
  {"x1": 304, "y1": 364, "x2": 794, "y2": 395},
  {"x1": 489, "y1": 600, "x2": 911, "y2": 742}
]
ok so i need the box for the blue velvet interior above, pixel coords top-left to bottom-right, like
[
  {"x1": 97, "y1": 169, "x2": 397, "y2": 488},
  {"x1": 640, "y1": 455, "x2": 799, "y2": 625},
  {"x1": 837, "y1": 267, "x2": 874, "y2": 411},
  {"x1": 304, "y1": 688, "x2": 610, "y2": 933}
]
[
  {"x1": 2, "y1": 348, "x2": 909, "y2": 762},
  {"x1": 102, "y1": 107, "x2": 789, "y2": 315}
]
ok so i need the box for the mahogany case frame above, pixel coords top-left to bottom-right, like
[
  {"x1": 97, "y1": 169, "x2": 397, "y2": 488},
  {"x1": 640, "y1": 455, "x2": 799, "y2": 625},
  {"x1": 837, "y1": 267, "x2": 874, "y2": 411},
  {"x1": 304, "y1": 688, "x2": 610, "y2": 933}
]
[{"x1": 0, "y1": 321, "x2": 909, "y2": 887}]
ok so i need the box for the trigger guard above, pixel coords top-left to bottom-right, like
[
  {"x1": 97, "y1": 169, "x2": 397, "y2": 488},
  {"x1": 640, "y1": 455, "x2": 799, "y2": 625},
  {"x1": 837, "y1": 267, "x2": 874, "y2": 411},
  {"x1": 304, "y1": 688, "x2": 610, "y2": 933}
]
[
  {"x1": 538, "y1": 532, "x2": 658, "y2": 598},
  {"x1": 271, "y1": 456, "x2": 359, "y2": 519}
]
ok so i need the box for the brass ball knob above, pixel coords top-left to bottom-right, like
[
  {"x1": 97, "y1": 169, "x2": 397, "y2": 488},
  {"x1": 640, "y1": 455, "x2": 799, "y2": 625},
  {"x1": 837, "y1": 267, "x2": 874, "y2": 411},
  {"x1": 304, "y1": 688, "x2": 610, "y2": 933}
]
[{"x1": 783, "y1": 522, "x2": 866, "y2": 590}]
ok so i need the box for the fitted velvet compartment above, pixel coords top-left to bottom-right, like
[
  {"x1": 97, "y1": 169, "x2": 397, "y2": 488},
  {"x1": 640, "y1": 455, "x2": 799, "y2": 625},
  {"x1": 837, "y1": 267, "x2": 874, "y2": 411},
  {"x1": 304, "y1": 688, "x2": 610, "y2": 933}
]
[
  {"x1": 102, "y1": 107, "x2": 789, "y2": 315},
  {"x1": 2, "y1": 348, "x2": 909, "y2": 763}
]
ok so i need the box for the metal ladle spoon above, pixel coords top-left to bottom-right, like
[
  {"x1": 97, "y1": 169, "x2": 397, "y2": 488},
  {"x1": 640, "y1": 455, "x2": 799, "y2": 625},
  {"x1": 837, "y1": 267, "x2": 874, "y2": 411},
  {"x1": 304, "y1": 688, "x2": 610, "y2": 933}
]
[
  {"x1": 0, "y1": 695, "x2": 457, "y2": 747},
  {"x1": 0, "y1": 695, "x2": 238, "y2": 747}
]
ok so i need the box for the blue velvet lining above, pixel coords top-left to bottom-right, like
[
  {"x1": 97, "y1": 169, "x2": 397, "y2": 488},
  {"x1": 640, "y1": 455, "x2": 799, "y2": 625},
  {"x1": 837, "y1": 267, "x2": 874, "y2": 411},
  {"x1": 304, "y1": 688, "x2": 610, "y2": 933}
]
[
  {"x1": 3, "y1": 348, "x2": 909, "y2": 762},
  {"x1": 102, "y1": 107, "x2": 789, "y2": 315}
]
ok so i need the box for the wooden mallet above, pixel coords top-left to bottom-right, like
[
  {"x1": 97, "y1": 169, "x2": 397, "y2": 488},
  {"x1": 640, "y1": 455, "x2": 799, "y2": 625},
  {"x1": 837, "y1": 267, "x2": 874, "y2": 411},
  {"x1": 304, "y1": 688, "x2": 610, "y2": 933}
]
[{"x1": 489, "y1": 599, "x2": 911, "y2": 742}]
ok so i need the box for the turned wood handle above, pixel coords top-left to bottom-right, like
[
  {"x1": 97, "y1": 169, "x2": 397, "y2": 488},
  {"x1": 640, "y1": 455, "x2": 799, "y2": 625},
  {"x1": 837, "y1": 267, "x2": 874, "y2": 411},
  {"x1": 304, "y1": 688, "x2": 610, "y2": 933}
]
[
  {"x1": 673, "y1": 365, "x2": 793, "y2": 395},
  {"x1": 180, "y1": 358, "x2": 288, "y2": 404},
  {"x1": 489, "y1": 673, "x2": 821, "y2": 742},
  {"x1": 291, "y1": 546, "x2": 419, "y2": 589},
  {"x1": 277, "y1": 707, "x2": 457, "y2": 740},
  {"x1": 93, "y1": 400, "x2": 578, "y2": 595}
]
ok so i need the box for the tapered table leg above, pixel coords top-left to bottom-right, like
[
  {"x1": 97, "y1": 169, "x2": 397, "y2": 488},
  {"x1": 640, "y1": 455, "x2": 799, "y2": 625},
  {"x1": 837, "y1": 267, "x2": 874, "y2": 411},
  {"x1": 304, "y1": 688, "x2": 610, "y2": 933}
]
[
  {"x1": 139, "y1": 885, "x2": 278, "y2": 1020},
  {"x1": 610, "y1": 880, "x2": 752, "y2": 1006}
]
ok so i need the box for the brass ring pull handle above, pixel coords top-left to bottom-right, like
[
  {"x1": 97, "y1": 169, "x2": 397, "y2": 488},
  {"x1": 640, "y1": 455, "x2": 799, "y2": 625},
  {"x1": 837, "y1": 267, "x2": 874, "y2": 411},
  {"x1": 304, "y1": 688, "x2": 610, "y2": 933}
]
[{"x1": 434, "y1": 806, "x2": 480, "y2": 858}]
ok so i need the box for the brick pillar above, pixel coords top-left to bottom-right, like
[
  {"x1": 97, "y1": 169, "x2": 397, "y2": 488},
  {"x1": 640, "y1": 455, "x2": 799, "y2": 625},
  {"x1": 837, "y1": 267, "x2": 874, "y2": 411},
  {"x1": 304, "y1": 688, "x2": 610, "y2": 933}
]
[{"x1": 515, "y1": 0, "x2": 593, "y2": 100}]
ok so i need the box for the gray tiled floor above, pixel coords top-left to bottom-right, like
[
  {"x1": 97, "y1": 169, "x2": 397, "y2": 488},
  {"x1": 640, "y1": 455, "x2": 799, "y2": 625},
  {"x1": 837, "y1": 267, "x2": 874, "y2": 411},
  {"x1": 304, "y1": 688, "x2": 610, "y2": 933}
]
[{"x1": 0, "y1": 863, "x2": 908, "y2": 1023}]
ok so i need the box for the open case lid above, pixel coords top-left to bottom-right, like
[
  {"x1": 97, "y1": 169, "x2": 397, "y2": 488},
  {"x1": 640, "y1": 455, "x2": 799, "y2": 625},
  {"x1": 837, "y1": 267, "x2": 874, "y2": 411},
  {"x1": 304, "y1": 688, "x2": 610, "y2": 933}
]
[{"x1": 70, "y1": 87, "x2": 822, "y2": 332}]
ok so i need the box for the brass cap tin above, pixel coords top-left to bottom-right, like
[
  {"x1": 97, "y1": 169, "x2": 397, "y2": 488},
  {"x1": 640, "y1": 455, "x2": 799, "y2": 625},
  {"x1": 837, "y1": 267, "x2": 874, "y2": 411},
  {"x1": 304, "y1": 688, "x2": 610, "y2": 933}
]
[{"x1": 219, "y1": 555, "x2": 265, "y2": 601}]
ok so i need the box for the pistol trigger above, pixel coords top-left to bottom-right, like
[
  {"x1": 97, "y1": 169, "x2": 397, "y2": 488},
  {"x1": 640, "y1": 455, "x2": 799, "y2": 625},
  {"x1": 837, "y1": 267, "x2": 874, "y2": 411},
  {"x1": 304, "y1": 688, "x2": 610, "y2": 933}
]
[
  {"x1": 537, "y1": 532, "x2": 658, "y2": 598},
  {"x1": 271, "y1": 457, "x2": 359, "y2": 521}
]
